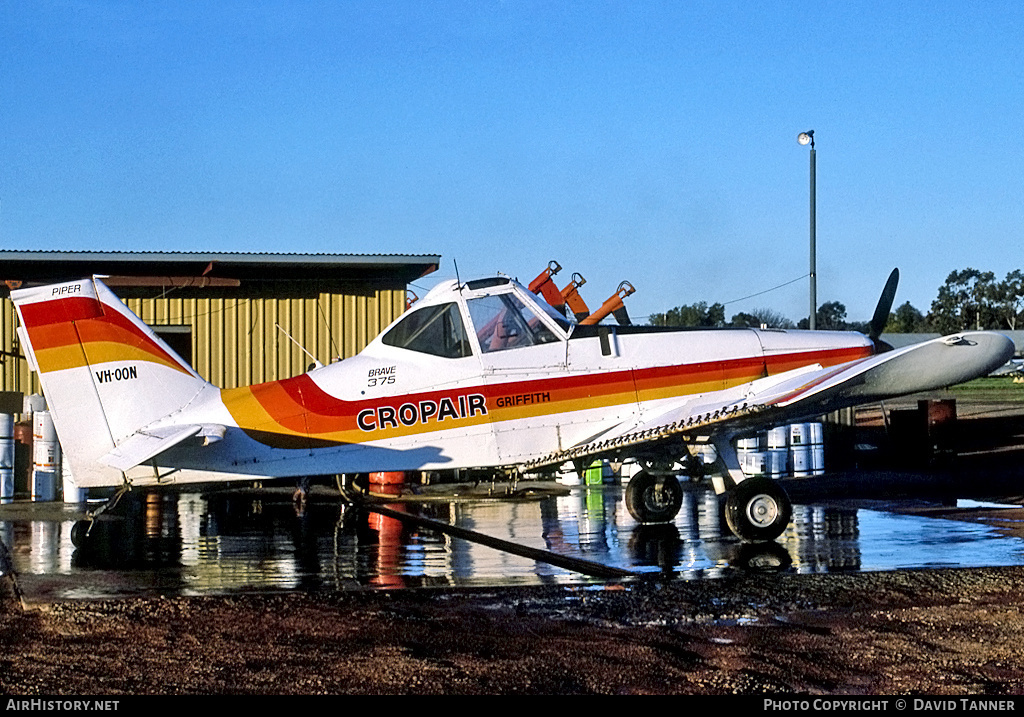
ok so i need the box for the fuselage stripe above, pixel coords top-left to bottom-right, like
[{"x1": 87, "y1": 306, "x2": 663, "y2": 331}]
[{"x1": 222, "y1": 344, "x2": 871, "y2": 447}]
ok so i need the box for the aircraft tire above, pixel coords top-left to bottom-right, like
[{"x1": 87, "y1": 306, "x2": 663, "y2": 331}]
[
  {"x1": 70, "y1": 520, "x2": 91, "y2": 548},
  {"x1": 732, "y1": 541, "x2": 793, "y2": 571},
  {"x1": 724, "y1": 477, "x2": 792, "y2": 542},
  {"x1": 624, "y1": 471, "x2": 683, "y2": 524}
]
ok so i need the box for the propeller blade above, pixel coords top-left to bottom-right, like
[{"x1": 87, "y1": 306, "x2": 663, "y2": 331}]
[{"x1": 869, "y1": 268, "x2": 900, "y2": 342}]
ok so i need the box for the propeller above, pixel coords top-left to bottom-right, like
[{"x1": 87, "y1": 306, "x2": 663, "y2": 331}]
[{"x1": 868, "y1": 268, "x2": 899, "y2": 352}]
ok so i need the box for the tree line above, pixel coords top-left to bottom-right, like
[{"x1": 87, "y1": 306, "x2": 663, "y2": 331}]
[{"x1": 649, "y1": 268, "x2": 1024, "y2": 333}]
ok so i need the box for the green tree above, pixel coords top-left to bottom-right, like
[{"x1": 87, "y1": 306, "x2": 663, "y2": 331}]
[
  {"x1": 992, "y1": 269, "x2": 1024, "y2": 330},
  {"x1": 650, "y1": 301, "x2": 726, "y2": 327},
  {"x1": 729, "y1": 308, "x2": 794, "y2": 329},
  {"x1": 884, "y1": 301, "x2": 929, "y2": 333},
  {"x1": 728, "y1": 311, "x2": 760, "y2": 328},
  {"x1": 797, "y1": 301, "x2": 848, "y2": 330},
  {"x1": 816, "y1": 301, "x2": 848, "y2": 330},
  {"x1": 729, "y1": 309, "x2": 796, "y2": 329},
  {"x1": 749, "y1": 307, "x2": 794, "y2": 329},
  {"x1": 928, "y1": 269, "x2": 998, "y2": 333}
]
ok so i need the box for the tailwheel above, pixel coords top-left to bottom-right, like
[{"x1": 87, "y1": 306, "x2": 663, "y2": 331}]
[
  {"x1": 71, "y1": 482, "x2": 132, "y2": 548},
  {"x1": 625, "y1": 471, "x2": 683, "y2": 524},
  {"x1": 724, "y1": 477, "x2": 792, "y2": 542}
]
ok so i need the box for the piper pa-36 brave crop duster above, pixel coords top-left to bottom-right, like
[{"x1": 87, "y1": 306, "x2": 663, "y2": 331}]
[{"x1": 10, "y1": 267, "x2": 1013, "y2": 542}]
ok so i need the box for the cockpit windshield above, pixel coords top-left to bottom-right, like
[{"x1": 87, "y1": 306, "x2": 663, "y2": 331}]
[{"x1": 467, "y1": 292, "x2": 561, "y2": 353}]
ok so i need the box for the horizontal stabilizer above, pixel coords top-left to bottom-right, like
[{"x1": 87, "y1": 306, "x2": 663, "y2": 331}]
[{"x1": 100, "y1": 425, "x2": 208, "y2": 471}]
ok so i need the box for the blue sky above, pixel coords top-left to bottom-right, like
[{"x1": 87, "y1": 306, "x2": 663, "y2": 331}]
[{"x1": 2, "y1": 1, "x2": 1022, "y2": 325}]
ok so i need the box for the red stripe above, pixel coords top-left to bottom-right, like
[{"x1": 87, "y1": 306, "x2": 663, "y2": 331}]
[{"x1": 19, "y1": 296, "x2": 104, "y2": 326}]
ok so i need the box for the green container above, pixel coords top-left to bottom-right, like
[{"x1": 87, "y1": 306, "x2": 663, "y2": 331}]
[{"x1": 584, "y1": 460, "x2": 604, "y2": 486}]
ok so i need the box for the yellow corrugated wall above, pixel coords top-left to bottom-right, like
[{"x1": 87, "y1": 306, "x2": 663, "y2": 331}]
[
  {"x1": 0, "y1": 297, "x2": 34, "y2": 395},
  {"x1": 126, "y1": 290, "x2": 406, "y2": 388},
  {"x1": 0, "y1": 289, "x2": 407, "y2": 393}
]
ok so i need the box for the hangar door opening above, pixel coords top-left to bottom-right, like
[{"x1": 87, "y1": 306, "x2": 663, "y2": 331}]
[{"x1": 151, "y1": 325, "x2": 193, "y2": 368}]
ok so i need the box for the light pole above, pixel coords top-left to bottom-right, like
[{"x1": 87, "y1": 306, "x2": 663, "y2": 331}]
[{"x1": 798, "y1": 130, "x2": 816, "y2": 330}]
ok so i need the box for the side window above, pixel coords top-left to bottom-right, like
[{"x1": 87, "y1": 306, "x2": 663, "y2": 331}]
[
  {"x1": 467, "y1": 293, "x2": 559, "y2": 353},
  {"x1": 381, "y1": 303, "x2": 472, "y2": 358}
]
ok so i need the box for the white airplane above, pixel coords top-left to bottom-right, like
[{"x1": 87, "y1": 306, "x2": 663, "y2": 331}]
[
  {"x1": 10, "y1": 268, "x2": 1013, "y2": 543},
  {"x1": 990, "y1": 358, "x2": 1024, "y2": 377}
]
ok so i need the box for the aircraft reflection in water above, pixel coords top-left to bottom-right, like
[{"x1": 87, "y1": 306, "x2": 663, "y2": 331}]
[{"x1": 6, "y1": 486, "x2": 1020, "y2": 600}]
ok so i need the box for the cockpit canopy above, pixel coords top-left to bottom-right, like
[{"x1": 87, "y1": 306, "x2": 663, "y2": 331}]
[{"x1": 380, "y1": 277, "x2": 570, "y2": 358}]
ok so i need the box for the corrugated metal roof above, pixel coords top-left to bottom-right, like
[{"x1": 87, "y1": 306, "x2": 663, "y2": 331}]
[
  {"x1": 0, "y1": 250, "x2": 441, "y2": 291},
  {"x1": 0, "y1": 249, "x2": 440, "y2": 261}
]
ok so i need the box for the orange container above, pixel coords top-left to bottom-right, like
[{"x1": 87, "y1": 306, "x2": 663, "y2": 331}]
[{"x1": 369, "y1": 471, "x2": 407, "y2": 485}]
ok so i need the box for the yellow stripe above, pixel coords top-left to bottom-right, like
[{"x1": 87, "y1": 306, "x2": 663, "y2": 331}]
[{"x1": 34, "y1": 342, "x2": 188, "y2": 374}]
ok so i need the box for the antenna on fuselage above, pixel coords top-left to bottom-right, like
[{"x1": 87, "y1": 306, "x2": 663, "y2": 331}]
[
  {"x1": 454, "y1": 259, "x2": 463, "y2": 292},
  {"x1": 275, "y1": 323, "x2": 324, "y2": 371}
]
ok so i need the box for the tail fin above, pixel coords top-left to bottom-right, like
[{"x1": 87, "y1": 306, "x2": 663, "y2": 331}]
[{"x1": 12, "y1": 277, "x2": 210, "y2": 487}]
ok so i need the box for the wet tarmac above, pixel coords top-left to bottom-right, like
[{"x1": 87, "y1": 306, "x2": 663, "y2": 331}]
[{"x1": 3, "y1": 478, "x2": 1024, "y2": 603}]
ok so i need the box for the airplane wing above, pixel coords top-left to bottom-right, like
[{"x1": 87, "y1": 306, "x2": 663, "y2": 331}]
[{"x1": 521, "y1": 331, "x2": 1014, "y2": 470}]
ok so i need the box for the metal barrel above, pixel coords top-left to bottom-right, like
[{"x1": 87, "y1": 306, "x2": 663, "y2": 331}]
[
  {"x1": 810, "y1": 421, "x2": 825, "y2": 475},
  {"x1": 0, "y1": 414, "x2": 13, "y2": 503},
  {"x1": 736, "y1": 435, "x2": 763, "y2": 476},
  {"x1": 31, "y1": 411, "x2": 60, "y2": 501}
]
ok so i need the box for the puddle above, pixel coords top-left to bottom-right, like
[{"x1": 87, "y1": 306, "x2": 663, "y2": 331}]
[
  {"x1": 2, "y1": 484, "x2": 1024, "y2": 601},
  {"x1": 956, "y1": 498, "x2": 1020, "y2": 510}
]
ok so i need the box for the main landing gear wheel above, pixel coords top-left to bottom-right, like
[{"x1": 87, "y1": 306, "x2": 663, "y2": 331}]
[
  {"x1": 625, "y1": 471, "x2": 684, "y2": 524},
  {"x1": 724, "y1": 477, "x2": 792, "y2": 542},
  {"x1": 70, "y1": 520, "x2": 92, "y2": 548}
]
